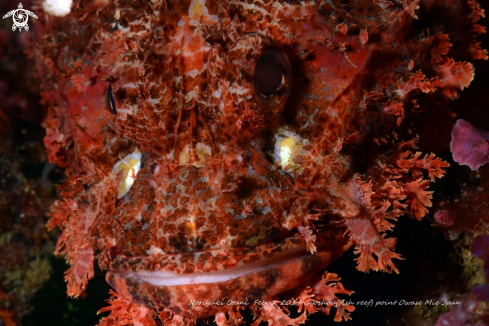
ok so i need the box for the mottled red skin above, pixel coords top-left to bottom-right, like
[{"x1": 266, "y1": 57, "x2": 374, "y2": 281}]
[{"x1": 35, "y1": 0, "x2": 486, "y2": 323}]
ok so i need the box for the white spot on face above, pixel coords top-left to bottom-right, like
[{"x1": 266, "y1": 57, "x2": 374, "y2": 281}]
[
  {"x1": 186, "y1": 69, "x2": 200, "y2": 79},
  {"x1": 105, "y1": 237, "x2": 116, "y2": 248},
  {"x1": 112, "y1": 148, "x2": 142, "y2": 198},
  {"x1": 212, "y1": 89, "x2": 221, "y2": 98},
  {"x1": 218, "y1": 144, "x2": 227, "y2": 154},
  {"x1": 136, "y1": 213, "x2": 142, "y2": 221},
  {"x1": 146, "y1": 245, "x2": 165, "y2": 256},
  {"x1": 195, "y1": 143, "x2": 212, "y2": 162},
  {"x1": 185, "y1": 90, "x2": 198, "y2": 102},
  {"x1": 179, "y1": 145, "x2": 190, "y2": 166}
]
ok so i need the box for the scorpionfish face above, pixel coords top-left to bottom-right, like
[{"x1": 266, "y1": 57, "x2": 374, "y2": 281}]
[{"x1": 37, "y1": 0, "x2": 485, "y2": 321}]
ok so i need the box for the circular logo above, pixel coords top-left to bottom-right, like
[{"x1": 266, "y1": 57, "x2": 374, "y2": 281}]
[
  {"x1": 13, "y1": 9, "x2": 28, "y2": 27},
  {"x1": 2, "y1": 3, "x2": 38, "y2": 32}
]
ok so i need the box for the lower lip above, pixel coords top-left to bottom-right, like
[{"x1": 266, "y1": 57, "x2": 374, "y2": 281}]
[{"x1": 105, "y1": 241, "x2": 345, "y2": 318}]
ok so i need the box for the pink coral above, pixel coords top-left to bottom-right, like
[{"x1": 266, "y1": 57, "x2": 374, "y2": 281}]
[
  {"x1": 434, "y1": 210, "x2": 455, "y2": 227},
  {"x1": 451, "y1": 119, "x2": 489, "y2": 170}
]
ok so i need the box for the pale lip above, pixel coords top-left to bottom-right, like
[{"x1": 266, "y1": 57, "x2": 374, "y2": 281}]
[{"x1": 123, "y1": 243, "x2": 331, "y2": 286}]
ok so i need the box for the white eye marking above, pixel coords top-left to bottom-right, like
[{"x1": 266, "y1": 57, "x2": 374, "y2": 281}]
[
  {"x1": 188, "y1": 0, "x2": 209, "y2": 18},
  {"x1": 279, "y1": 142, "x2": 293, "y2": 167},
  {"x1": 274, "y1": 128, "x2": 309, "y2": 174},
  {"x1": 112, "y1": 149, "x2": 142, "y2": 198}
]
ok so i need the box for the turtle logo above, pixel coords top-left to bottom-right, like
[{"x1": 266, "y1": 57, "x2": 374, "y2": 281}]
[{"x1": 3, "y1": 3, "x2": 37, "y2": 32}]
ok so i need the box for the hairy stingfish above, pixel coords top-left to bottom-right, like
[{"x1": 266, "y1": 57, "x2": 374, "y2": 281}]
[{"x1": 35, "y1": 0, "x2": 486, "y2": 324}]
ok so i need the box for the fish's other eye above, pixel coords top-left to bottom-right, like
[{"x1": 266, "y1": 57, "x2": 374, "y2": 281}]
[
  {"x1": 103, "y1": 84, "x2": 117, "y2": 115},
  {"x1": 253, "y1": 48, "x2": 292, "y2": 110}
]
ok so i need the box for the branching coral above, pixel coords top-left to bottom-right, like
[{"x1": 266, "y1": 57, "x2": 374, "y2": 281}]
[{"x1": 344, "y1": 139, "x2": 449, "y2": 274}]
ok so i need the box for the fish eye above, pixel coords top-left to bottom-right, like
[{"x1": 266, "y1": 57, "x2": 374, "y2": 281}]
[
  {"x1": 253, "y1": 48, "x2": 292, "y2": 110},
  {"x1": 103, "y1": 84, "x2": 117, "y2": 115}
]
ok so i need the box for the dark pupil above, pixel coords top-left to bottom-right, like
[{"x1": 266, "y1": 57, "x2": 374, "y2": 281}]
[
  {"x1": 255, "y1": 57, "x2": 283, "y2": 97},
  {"x1": 108, "y1": 84, "x2": 117, "y2": 114}
]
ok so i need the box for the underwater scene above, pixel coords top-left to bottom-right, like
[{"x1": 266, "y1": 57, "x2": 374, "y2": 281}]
[{"x1": 1, "y1": 0, "x2": 489, "y2": 325}]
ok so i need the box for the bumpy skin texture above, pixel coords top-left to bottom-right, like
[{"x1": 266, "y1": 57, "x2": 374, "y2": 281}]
[{"x1": 35, "y1": 0, "x2": 486, "y2": 324}]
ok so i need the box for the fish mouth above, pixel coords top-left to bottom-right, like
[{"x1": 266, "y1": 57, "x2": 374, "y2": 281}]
[
  {"x1": 106, "y1": 237, "x2": 346, "y2": 318},
  {"x1": 118, "y1": 242, "x2": 336, "y2": 286}
]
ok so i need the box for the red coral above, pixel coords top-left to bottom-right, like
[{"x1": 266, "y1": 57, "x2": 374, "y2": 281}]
[
  {"x1": 403, "y1": 0, "x2": 420, "y2": 19},
  {"x1": 344, "y1": 140, "x2": 449, "y2": 272},
  {"x1": 119, "y1": 306, "x2": 156, "y2": 326},
  {"x1": 430, "y1": 34, "x2": 452, "y2": 64},
  {"x1": 403, "y1": 178, "x2": 432, "y2": 221},
  {"x1": 64, "y1": 246, "x2": 94, "y2": 297},
  {"x1": 396, "y1": 152, "x2": 450, "y2": 182},
  {"x1": 467, "y1": 0, "x2": 488, "y2": 60},
  {"x1": 468, "y1": 41, "x2": 489, "y2": 60},
  {"x1": 284, "y1": 212, "x2": 320, "y2": 254},
  {"x1": 310, "y1": 273, "x2": 355, "y2": 322},
  {"x1": 214, "y1": 308, "x2": 245, "y2": 326},
  {"x1": 382, "y1": 100, "x2": 404, "y2": 126},
  {"x1": 98, "y1": 290, "x2": 156, "y2": 326},
  {"x1": 252, "y1": 302, "x2": 306, "y2": 326},
  {"x1": 97, "y1": 290, "x2": 133, "y2": 326},
  {"x1": 396, "y1": 71, "x2": 437, "y2": 98},
  {"x1": 344, "y1": 216, "x2": 403, "y2": 273},
  {"x1": 471, "y1": 23, "x2": 486, "y2": 34},
  {"x1": 468, "y1": 0, "x2": 485, "y2": 22},
  {"x1": 296, "y1": 286, "x2": 319, "y2": 315},
  {"x1": 434, "y1": 59, "x2": 474, "y2": 100}
]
